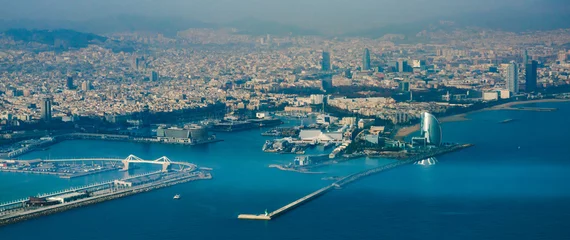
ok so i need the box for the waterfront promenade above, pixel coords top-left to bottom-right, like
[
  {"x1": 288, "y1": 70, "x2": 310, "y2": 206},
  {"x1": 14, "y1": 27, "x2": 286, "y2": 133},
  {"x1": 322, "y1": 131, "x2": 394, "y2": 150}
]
[{"x1": 395, "y1": 98, "x2": 570, "y2": 140}]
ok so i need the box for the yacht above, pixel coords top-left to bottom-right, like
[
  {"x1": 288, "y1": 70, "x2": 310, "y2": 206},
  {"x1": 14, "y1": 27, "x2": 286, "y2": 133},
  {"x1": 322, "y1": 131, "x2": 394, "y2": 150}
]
[{"x1": 173, "y1": 194, "x2": 181, "y2": 200}]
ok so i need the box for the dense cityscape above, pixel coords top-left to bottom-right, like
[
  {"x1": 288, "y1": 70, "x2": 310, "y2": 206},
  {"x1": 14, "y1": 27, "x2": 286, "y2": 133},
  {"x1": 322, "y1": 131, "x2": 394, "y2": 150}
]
[
  {"x1": 1, "y1": 8, "x2": 570, "y2": 238},
  {"x1": 1, "y1": 26, "x2": 569, "y2": 124}
]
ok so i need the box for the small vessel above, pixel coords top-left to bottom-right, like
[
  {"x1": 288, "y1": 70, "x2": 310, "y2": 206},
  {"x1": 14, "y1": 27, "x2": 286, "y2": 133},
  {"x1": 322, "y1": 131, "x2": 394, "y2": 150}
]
[
  {"x1": 499, "y1": 118, "x2": 516, "y2": 124},
  {"x1": 173, "y1": 194, "x2": 181, "y2": 200}
]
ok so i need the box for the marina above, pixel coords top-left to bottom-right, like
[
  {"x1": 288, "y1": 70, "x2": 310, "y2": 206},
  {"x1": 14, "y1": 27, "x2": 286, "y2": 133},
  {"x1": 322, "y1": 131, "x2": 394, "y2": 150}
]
[
  {"x1": 0, "y1": 155, "x2": 210, "y2": 227},
  {"x1": 0, "y1": 133, "x2": 223, "y2": 159}
]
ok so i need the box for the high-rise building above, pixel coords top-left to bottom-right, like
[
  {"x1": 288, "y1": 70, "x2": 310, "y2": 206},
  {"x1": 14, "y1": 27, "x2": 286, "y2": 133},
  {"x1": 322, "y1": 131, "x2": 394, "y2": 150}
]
[
  {"x1": 150, "y1": 71, "x2": 159, "y2": 81},
  {"x1": 66, "y1": 76, "x2": 74, "y2": 90},
  {"x1": 522, "y1": 49, "x2": 529, "y2": 65},
  {"x1": 362, "y1": 48, "x2": 371, "y2": 71},
  {"x1": 81, "y1": 81, "x2": 91, "y2": 91},
  {"x1": 321, "y1": 76, "x2": 333, "y2": 90},
  {"x1": 525, "y1": 60, "x2": 538, "y2": 92},
  {"x1": 420, "y1": 112, "x2": 442, "y2": 146},
  {"x1": 397, "y1": 60, "x2": 409, "y2": 73},
  {"x1": 321, "y1": 52, "x2": 331, "y2": 71},
  {"x1": 41, "y1": 98, "x2": 52, "y2": 122},
  {"x1": 131, "y1": 56, "x2": 140, "y2": 70},
  {"x1": 506, "y1": 62, "x2": 519, "y2": 94}
]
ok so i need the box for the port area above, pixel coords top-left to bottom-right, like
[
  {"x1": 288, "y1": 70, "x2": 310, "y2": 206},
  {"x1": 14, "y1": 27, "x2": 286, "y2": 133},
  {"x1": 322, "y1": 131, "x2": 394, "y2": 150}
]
[
  {"x1": 262, "y1": 139, "x2": 338, "y2": 155},
  {"x1": 209, "y1": 117, "x2": 283, "y2": 132},
  {"x1": 261, "y1": 127, "x2": 301, "y2": 137},
  {"x1": 271, "y1": 143, "x2": 468, "y2": 173},
  {"x1": 0, "y1": 159, "x2": 123, "y2": 179},
  {"x1": 0, "y1": 133, "x2": 223, "y2": 159},
  {"x1": 240, "y1": 144, "x2": 473, "y2": 221},
  {"x1": 0, "y1": 168, "x2": 211, "y2": 227}
]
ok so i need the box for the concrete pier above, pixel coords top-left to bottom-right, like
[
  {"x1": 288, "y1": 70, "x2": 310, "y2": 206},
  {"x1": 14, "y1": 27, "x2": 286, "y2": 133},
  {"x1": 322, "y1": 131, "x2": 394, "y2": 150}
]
[
  {"x1": 0, "y1": 173, "x2": 212, "y2": 227},
  {"x1": 239, "y1": 184, "x2": 334, "y2": 220},
  {"x1": 237, "y1": 214, "x2": 272, "y2": 220},
  {"x1": 238, "y1": 144, "x2": 473, "y2": 221}
]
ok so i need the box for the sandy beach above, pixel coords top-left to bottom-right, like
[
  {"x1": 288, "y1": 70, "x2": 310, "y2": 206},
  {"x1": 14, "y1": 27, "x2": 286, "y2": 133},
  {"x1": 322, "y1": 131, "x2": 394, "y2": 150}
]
[
  {"x1": 394, "y1": 113, "x2": 468, "y2": 140},
  {"x1": 394, "y1": 98, "x2": 570, "y2": 140},
  {"x1": 483, "y1": 98, "x2": 570, "y2": 111}
]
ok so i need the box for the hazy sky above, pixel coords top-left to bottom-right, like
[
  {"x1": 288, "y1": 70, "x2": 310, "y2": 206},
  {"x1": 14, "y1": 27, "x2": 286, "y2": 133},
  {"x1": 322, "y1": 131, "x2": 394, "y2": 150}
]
[{"x1": 0, "y1": 0, "x2": 563, "y2": 31}]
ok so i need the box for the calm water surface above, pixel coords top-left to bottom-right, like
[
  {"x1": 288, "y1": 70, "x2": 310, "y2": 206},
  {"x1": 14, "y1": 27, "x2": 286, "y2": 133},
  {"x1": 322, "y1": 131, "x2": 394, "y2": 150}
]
[{"x1": 1, "y1": 103, "x2": 569, "y2": 240}]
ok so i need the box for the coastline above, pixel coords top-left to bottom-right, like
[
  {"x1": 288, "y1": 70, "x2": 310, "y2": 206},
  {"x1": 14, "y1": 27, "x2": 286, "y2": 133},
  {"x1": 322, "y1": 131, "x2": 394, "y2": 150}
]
[
  {"x1": 481, "y1": 98, "x2": 570, "y2": 111},
  {"x1": 394, "y1": 98, "x2": 570, "y2": 140},
  {"x1": 394, "y1": 113, "x2": 469, "y2": 140}
]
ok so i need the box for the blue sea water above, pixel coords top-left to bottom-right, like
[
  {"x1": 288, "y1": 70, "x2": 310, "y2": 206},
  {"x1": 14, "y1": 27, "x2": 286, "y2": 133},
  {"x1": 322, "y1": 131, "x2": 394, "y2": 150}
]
[{"x1": 1, "y1": 103, "x2": 570, "y2": 240}]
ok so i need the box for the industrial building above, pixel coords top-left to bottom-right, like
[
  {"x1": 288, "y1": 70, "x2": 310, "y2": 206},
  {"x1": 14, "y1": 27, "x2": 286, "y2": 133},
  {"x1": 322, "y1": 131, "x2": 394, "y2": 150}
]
[
  {"x1": 47, "y1": 192, "x2": 89, "y2": 203},
  {"x1": 156, "y1": 126, "x2": 209, "y2": 144}
]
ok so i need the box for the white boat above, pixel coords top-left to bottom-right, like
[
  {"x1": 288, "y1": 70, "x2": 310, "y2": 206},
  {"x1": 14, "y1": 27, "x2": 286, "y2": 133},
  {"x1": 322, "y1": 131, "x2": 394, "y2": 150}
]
[{"x1": 173, "y1": 194, "x2": 180, "y2": 200}]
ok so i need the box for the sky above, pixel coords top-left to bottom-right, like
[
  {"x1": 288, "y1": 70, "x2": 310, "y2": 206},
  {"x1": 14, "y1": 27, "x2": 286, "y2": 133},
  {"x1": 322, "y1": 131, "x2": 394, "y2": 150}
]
[{"x1": 0, "y1": 0, "x2": 566, "y2": 32}]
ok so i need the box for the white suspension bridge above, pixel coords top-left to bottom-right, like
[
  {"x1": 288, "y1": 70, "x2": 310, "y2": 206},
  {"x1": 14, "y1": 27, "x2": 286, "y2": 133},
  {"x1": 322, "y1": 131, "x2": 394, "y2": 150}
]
[{"x1": 0, "y1": 155, "x2": 197, "y2": 212}]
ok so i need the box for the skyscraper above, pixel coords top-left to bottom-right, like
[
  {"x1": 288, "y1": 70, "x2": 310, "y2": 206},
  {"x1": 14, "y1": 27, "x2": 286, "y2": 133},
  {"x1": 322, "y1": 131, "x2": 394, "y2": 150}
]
[
  {"x1": 525, "y1": 60, "x2": 538, "y2": 92},
  {"x1": 420, "y1": 112, "x2": 442, "y2": 146},
  {"x1": 397, "y1": 60, "x2": 408, "y2": 73},
  {"x1": 81, "y1": 81, "x2": 91, "y2": 91},
  {"x1": 398, "y1": 81, "x2": 410, "y2": 92},
  {"x1": 362, "y1": 48, "x2": 371, "y2": 71},
  {"x1": 506, "y1": 62, "x2": 519, "y2": 94},
  {"x1": 41, "y1": 98, "x2": 52, "y2": 122},
  {"x1": 131, "y1": 56, "x2": 140, "y2": 71},
  {"x1": 321, "y1": 76, "x2": 333, "y2": 91},
  {"x1": 66, "y1": 76, "x2": 74, "y2": 90},
  {"x1": 150, "y1": 71, "x2": 159, "y2": 81},
  {"x1": 321, "y1": 52, "x2": 331, "y2": 71},
  {"x1": 522, "y1": 49, "x2": 529, "y2": 65}
]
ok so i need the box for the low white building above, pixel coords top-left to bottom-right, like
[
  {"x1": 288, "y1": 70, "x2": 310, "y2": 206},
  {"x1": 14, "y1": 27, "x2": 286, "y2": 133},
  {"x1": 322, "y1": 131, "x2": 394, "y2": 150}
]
[
  {"x1": 299, "y1": 130, "x2": 343, "y2": 143},
  {"x1": 483, "y1": 91, "x2": 499, "y2": 101}
]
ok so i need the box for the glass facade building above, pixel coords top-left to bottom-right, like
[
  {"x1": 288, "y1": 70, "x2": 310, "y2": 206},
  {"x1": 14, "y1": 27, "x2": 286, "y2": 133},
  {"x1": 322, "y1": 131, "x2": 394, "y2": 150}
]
[{"x1": 420, "y1": 112, "x2": 442, "y2": 146}]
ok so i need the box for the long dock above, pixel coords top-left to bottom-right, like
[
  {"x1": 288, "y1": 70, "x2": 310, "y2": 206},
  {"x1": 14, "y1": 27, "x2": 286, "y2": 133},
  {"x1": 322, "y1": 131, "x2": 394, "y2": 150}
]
[
  {"x1": 238, "y1": 144, "x2": 473, "y2": 220},
  {"x1": 238, "y1": 185, "x2": 334, "y2": 220},
  {"x1": 0, "y1": 172, "x2": 212, "y2": 227}
]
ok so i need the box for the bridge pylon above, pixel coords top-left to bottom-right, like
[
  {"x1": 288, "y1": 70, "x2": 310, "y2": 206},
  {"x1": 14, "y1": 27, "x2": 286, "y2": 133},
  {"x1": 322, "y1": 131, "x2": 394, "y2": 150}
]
[
  {"x1": 162, "y1": 162, "x2": 171, "y2": 172},
  {"x1": 122, "y1": 160, "x2": 130, "y2": 171}
]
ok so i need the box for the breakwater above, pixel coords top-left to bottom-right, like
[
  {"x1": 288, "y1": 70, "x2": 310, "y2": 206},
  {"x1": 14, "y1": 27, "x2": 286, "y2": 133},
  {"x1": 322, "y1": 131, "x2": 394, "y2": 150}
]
[
  {"x1": 239, "y1": 144, "x2": 473, "y2": 220},
  {"x1": 0, "y1": 173, "x2": 212, "y2": 227}
]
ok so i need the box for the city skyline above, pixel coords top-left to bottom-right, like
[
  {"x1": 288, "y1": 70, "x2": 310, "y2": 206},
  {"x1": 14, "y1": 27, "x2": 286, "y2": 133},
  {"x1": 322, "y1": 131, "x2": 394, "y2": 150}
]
[{"x1": 1, "y1": 2, "x2": 570, "y2": 237}]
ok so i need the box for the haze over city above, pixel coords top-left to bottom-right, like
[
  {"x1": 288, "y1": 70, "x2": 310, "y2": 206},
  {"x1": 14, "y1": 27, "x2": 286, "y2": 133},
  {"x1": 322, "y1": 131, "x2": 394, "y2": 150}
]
[
  {"x1": 1, "y1": 0, "x2": 569, "y2": 34},
  {"x1": 0, "y1": 0, "x2": 570, "y2": 239}
]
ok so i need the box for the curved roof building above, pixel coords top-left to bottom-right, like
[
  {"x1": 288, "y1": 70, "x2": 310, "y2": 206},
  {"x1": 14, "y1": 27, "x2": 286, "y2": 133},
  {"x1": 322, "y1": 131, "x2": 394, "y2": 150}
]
[{"x1": 421, "y1": 112, "x2": 442, "y2": 146}]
